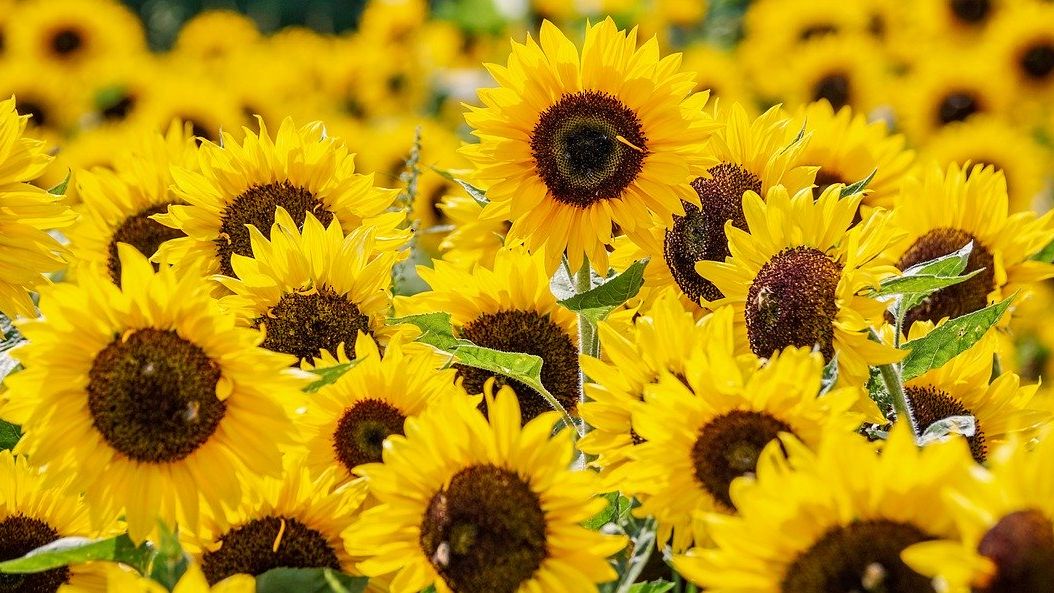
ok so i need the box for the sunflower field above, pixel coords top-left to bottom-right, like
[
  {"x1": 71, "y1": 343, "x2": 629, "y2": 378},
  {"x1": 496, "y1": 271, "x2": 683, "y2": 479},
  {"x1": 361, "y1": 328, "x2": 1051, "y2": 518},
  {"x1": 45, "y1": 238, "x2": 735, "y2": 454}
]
[{"x1": 2, "y1": 0, "x2": 1054, "y2": 591}]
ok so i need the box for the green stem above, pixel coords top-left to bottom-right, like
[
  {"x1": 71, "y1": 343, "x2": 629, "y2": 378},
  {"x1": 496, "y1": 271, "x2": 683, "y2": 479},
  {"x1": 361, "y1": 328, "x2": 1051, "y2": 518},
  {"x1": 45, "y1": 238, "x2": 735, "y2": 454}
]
[
  {"x1": 615, "y1": 518, "x2": 657, "y2": 593},
  {"x1": 869, "y1": 329, "x2": 920, "y2": 439},
  {"x1": 576, "y1": 261, "x2": 598, "y2": 358}
]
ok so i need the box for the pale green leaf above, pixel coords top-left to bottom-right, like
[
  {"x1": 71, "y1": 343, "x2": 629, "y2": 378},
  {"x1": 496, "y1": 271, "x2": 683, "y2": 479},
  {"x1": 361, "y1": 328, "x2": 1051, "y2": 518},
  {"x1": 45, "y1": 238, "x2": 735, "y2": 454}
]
[
  {"x1": 870, "y1": 269, "x2": 982, "y2": 298},
  {"x1": 0, "y1": 535, "x2": 151, "y2": 574},
  {"x1": 900, "y1": 296, "x2": 1014, "y2": 381},
  {"x1": 558, "y1": 259, "x2": 647, "y2": 325},
  {"x1": 839, "y1": 168, "x2": 877, "y2": 198},
  {"x1": 917, "y1": 415, "x2": 976, "y2": 446},
  {"x1": 48, "y1": 172, "x2": 71, "y2": 197},
  {"x1": 388, "y1": 312, "x2": 460, "y2": 351}
]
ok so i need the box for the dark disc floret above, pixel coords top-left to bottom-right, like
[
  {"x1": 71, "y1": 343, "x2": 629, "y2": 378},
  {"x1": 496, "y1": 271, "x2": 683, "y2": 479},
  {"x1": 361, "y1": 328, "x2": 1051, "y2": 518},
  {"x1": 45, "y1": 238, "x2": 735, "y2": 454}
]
[
  {"x1": 216, "y1": 181, "x2": 334, "y2": 276},
  {"x1": 0, "y1": 515, "x2": 69, "y2": 593},
  {"x1": 530, "y1": 90, "x2": 648, "y2": 208},
  {"x1": 49, "y1": 28, "x2": 84, "y2": 57},
  {"x1": 664, "y1": 162, "x2": 761, "y2": 304},
  {"x1": 781, "y1": 520, "x2": 936, "y2": 592},
  {"x1": 256, "y1": 285, "x2": 371, "y2": 363},
  {"x1": 331, "y1": 398, "x2": 407, "y2": 474},
  {"x1": 812, "y1": 73, "x2": 852, "y2": 110},
  {"x1": 455, "y1": 309, "x2": 580, "y2": 423},
  {"x1": 420, "y1": 465, "x2": 548, "y2": 593},
  {"x1": 87, "y1": 328, "x2": 225, "y2": 463},
  {"x1": 15, "y1": 100, "x2": 48, "y2": 128},
  {"x1": 905, "y1": 385, "x2": 987, "y2": 462},
  {"x1": 691, "y1": 410, "x2": 793, "y2": 510},
  {"x1": 950, "y1": 0, "x2": 992, "y2": 24},
  {"x1": 976, "y1": 509, "x2": 1054, "y2": 593},
  {"x1": 895, "y1": 227, "x2": 995, "y2": 328},
  {"x1": 100, "y1": 92, "x2": 137, "y2": 121},
  {"x1": 107, "y1": 203, "x2": 185, "y2": 285},
  {"x1": 201, "y1": 516, "x2": 341, "y2": 585},
  {"x1": 937, "y1": 91, "x2": 982, "y2": 125},
  {"x1": 1020, "y1": 41, "x2": 1054, "y2": 81},
  {"x1": 745, "y1": 246, "x2": 843, "y2": 361}
]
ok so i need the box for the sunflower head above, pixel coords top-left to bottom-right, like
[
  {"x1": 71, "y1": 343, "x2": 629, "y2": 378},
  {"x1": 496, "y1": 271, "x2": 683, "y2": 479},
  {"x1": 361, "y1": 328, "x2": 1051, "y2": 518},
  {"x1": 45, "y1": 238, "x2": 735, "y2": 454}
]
[{"x1": 463, "y1": 18, "x2": 717, "y2": 273}]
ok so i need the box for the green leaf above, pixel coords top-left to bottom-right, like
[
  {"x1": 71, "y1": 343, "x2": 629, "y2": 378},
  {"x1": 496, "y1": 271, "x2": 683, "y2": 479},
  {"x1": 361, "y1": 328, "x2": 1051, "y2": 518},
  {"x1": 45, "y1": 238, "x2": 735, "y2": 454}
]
[
  {"x1": 1031, "y1": 238, "x2": 1054, "y2": 263},
  {"x1": 839, "y1": 168, "x2": 877, "y2": 198},
  {"x1": 47, "y1": 172, "x2": 71, "y2": 197},
  {"x1": 388, "y1": 312, "x2": 460, "y2": 351},
  {"x1": 900, "y1": 296, "x2": 1014, "y2": 381},
  {"x1": 917, "y1": 415, "x2": 976, "y2": 446},
  {"x1": 0, "y1": 420, "x2": 21, "y2": 451},
  {"x1": 146, "y1": 522, "x2": 188, "y2": 590},
  {"x1": 558, "y1": 260, "x2": 648, "y2": 326},
  {"x1": 255, "y1": 568, "x2": 368, "y2": 593},
  {"x1": 583, "y1": 492, "x2": 631, "y2": 530},
  {"x1": 629, "y1": 583, "x2": 675, "y2": 593},
  {"x1": 304, "y1": 363, "x2": 356, "y2": 393},
  {"x1": 0, "y1": 534, "x2": 151, "y2": 574},
  {"x1": 430, "y1": 168, "x2": 489, "y2": 207},
  {"x1": 818, "y1": 353, "x2": 839, "y2": 396},
  {"x1": 870, "y1": 269, "x2": 982, "y2": 298},
  {"x1": 901, "y1": 241, "x2": 972, "y2": 278}
]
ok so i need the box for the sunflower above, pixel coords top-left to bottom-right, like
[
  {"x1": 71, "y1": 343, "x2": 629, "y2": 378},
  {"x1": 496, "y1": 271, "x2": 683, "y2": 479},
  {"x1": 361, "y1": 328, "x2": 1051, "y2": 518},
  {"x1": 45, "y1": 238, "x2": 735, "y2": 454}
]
[
  {"x1": 578, "y1": 292, "x2": 736, "y2": 485},
  {"x1": 626, "y1": 329, "x2": 866, "y2": 552},
  {"x1": 174, "y1": 10, "x2": 261, "y2": 64},
  {"x1": 102, "y1": 564, "x2": 253, "y2": 593},
  {"x1": 0, "y1": 61, "x2": 81, "y2": 137},
  {"x1": 695, "y1": 184, "x2": 904, "y2": 388},
  {"x1": 346, "y1": 385, "x2": 627, "y2": 593},
  {"x1": 903, "y1": 435, "x2": 1054, "y2": 593},
  {"x1": 0, "y1": 97, "x2": 74, "y2": 319},
  {"x1": 436, "y1": 189, "x2": 509, "y2": 270},
  {"x1": 396, "y1": 247, "x2": 581, "y2": 423},
  {"x1": 884, "y1": 162, "x2": 1054, "y2": 331},
  {"x1": 793, "y1": 100, "x2": 915, "y2": 211},
  {"x1": 125, "y1": 68, "x2": 246, "y2": 143},
  {"x1": 612, "y1": 103, "x2": 816, "y2": 312},
  {"x1": 462, "y1": 18, "x2": 716, "y2": 274},
  {"x1": 4, "y1": 0, "x2": 145, "y2": 70},
  {"x1": 771, "y1": 35, "x2": 891, "y2": 114},
  {"x1": 896, "y1": 322, "x2": 1049, "y2": 463},
  {"x1": 919, "y1": 116, "x2": 1047, "y2": 211},
  {"x1": 1, "y1": 247, "x2": 307, "y2": 542},
  {"x1": 67, "y1": 121, "x2": 197, "y2": 283},
  {"x1": 215, "y1": 208, "x2": 400, "y2": 365},
  {"x1": 907, "y1": 0, "x2": 1013, "y2": 47},
  {"x1": 985, "y1": 1, "x2": 1054, "y2": 101},
  {"x1": 896, "y1": 55, "x2": 1011, "y2": 141},
  {"x1": 0, "y1": 451, "x2": 112, "y2": 593},
  {"x1": 680, "y1": 45, "x2": 754, "y2": 109},
  {"x1": 673, "y1": 425, "x2": 973, "y2": 592},
  {"x1": 302, "y1": 333, "x2": 467, "y2": 485},
  {"x1": 80, "y1": 54, "x2": 163, "y2": 128},
  {"x1": 184, "y1": 462, "x2": 369, "y2": 586},
  {"x1": 46, "y1": 126, "x2": 135, "y2": 200},
  {"x1": 154, "y1": 117, "x2": 407, "y2": 280}
]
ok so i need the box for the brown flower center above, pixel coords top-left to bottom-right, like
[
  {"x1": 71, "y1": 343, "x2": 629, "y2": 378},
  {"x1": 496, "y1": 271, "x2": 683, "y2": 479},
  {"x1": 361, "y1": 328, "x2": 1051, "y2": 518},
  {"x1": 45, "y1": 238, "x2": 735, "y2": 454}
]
[
  {"x1": 87, "y1": 328, "x2": 225, "y2": 463},
  {"x1": 745, "y1": 246, "x2": 843, "y2": 361},
  {"x1": 255, "y1": 286, "x2": 372, "y2": 363},
  {"x1": 691, "y1": 410, "x2": 793, "y2": 510},
  {"x1": 49, "y1": 28, "x2": 84, "y2": 57},
  {"x1": 531, "y1": 90, "x2": 648, "y2": 208},
  {"x1": 937, "y1": 92, "x2": 982, "y2": 125},
  {"x1": 950, "y1": 0, "x2": 991, "y2": 24},
  {"x1": 976, "y1": 509, "x2": 1054, "y2": 593},
  {"x1": 905, "y1": 385, "x2": 987, "y2": 462},
  {"x1": 201, "y1": 516, "x2": 341, "y2": 584},
  {"x1": 420, "y1": 465, "x2": 548, "y2": 593},
  {"x1": 812, "y1": 73, "x2": 851, "y2": 110},
  {"x1": 332, "y1": 399, "x2": 406, "y2": 474},
  {"x1": 107, "y1": 203, "x2": 185, "y2": 285},
  {"x1": 1020, "y1": 42, "x2": 1054, "y2": 81},
  {"x1": 0, "y1": 515, "x2": 69, "y2": 593},
  {"x1": 895, "y1": 228, "x2": 995, "y2": 328}
]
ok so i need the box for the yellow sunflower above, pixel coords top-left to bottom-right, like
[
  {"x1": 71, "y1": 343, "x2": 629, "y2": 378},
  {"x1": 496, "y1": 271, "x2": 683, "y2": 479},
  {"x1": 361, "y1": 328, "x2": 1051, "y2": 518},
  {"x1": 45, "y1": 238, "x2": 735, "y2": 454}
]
[
  {"x1": 396, "y1": 247, "x2": 581, "y2": 423},
  {"x1": 154, "y1": 117, "x2": 407, "y2": 279},
  {"x1": 903, "y1": 435, "x2": 1054, "y2": 593},
  {"x1": 885, "y1": 162, "x2": 1054, "y2": 331},
  {"x1": 896, "y1": 54, "x2": 1011, "y2": 141},
  {"x1": 611, "y1": 103, "x2": 816, "y2": 312},
  {"x1": 0, "y1": 97, "x2": 74, "y2": 319},
  {"x1": 184, "y1": 462, "x2": 369, "y2": 586},
  {"x1": 174, "y1": 10, "x2": 261, "y2": 64},
  {"x1": 215, "y1": 209, "x2": 400, "y2": 365},
  {"x1": 4, "y1": 0, "x2": 146, "y2": 70},
  {"x1": 102, "y1": 564, "x2": 253, "y2": 593},
  {"x1": 673, "y1": 425, "x2": 974, "y2": 592},
  {"x1": 626, "y1": 326, "x2": 866, "y2": 552},
  {"x1": 695, "y1": 183, "x2": 902, "y2": 387},
  {"x1": 67, "y1": 121, "x2": 197, "y2": 283},
  {"x1": 0, "y1": 61, "x2": 82, "y2": 137},
  {"x1": 124, "y1": 67, "x2": 246, "y2": 143},
  {"x1": 578, "y1": 292, "x2": 736, "y2": 484},
  {"x1": 793, "y1": 100, "x2": 915, "y2": 211},
  {"x1": 769, "y1": 35, "x2": 891, "y2": 114},
  {"x1": 897, "y1": 322, "x2": 1050, "y2": 463},
  {"x1": 0, "y1": 451, "x2": 112, "y2": 593},
  {"x1": 1, "y1": 247, "x2": 307, "y2": 542},
  {"x1": 919, "y1": 116, "x2": 1048, "y2": 212},
  {"x1": 985, "y1": 1, "x2": 1054, "y2": 101},
  {"x1": 681, "y1": 45, "x2": 754, "y2": 109},
  {"x1": 346, "y1": 385, "x2": 627, "y2": 593},
  {"x1": 436, "y1": 189, "x2": 509, "y2": 270},
  {"x1": 906, "y1": 0, "x2": 1015, "y2": 47},
  {"x1": 462, "y1": 18, "x2": 717, "y2": 274},
  {"x1": 80, "y1": 54, "x2": 164, "y2": 128},
  {"x1": 302, "y1": 333, "x2": 467, "y2": 485}
]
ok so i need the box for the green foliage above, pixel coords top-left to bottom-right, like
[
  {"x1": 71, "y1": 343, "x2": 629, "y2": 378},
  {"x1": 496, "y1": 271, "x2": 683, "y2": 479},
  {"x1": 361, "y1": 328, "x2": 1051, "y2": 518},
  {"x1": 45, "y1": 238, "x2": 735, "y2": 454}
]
[
  {"x1": 819, "y1": 353, "x2": 839, "y2": 396},
  {"x1": 304, "y1": 360, "x2": 362, "y2": 393},
  {"x1": 0, "y1": 421, "x2": 21, "y2": 452},
  {"x1": 146, "y1": 522, "x2": 189, "y2": 590},
  {"x1": 389, "y1": 312, "x2": 461, "y2": 351},
  {"x1": 47, "y1": 172, "x2": 71, "y2": 197},
  {"x1": 629, "y1": 583, "x2": 675, "y2": 593},
  {"x1": 0, "y1": 535, "x2": 151, "y2": 574},
  {"x1": 900, "y1": 296, "x2": 1014, "y2": 381},
  {"x1": 558, "y1": 260, "x2": 648, "y2": 329},
  {"x1": 583, "y1": 492, "x2": 633, "y2": 531},
  {"x1": 1031, "y1": 238, "x2": 1054, "y2": 263},
  {"x1": 255, "y1": 568, "x2": 368, "y2": 593},
  {"x1": 839, "y1": 168, "x2": 877, "y2": 198}
]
